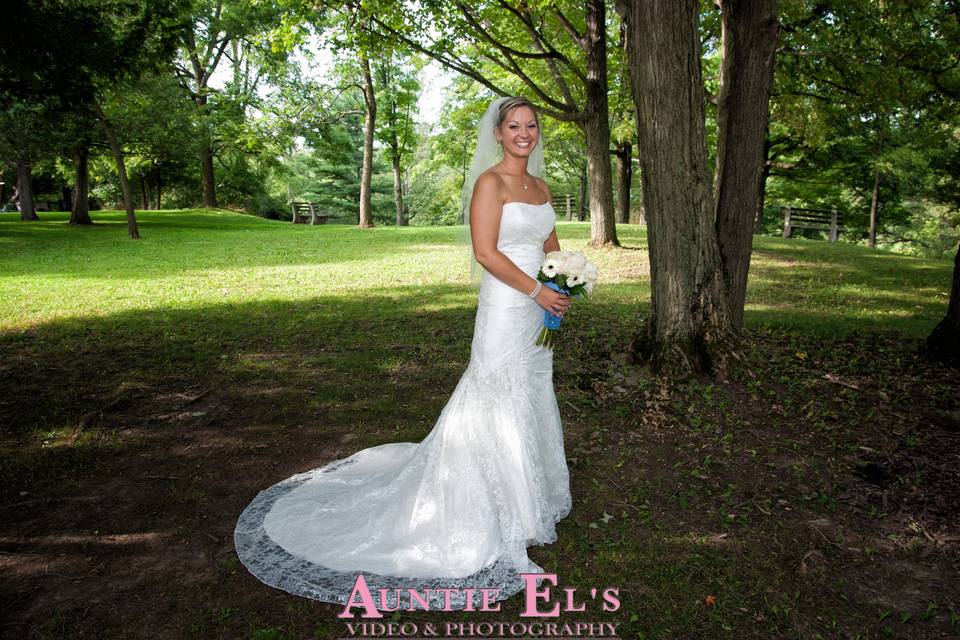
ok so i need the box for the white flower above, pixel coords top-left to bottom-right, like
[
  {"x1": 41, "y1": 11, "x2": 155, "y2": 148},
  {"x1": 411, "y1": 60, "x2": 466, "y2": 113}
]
[
  {"x1": 541, "y1": 251, "x2": 567, "y2": 278},
  {"x1": 568, "y1": 272, "x2": 584, "y2": 287},
  {"x1": 584, "y1": 262, "x2": 598, "y2": 281},
  {"x1": 563, "y1": 252, "x2": 587, "y2": 273},
  {"x1": 580, "y1": 259, "x2": 597, "y2": 294}
]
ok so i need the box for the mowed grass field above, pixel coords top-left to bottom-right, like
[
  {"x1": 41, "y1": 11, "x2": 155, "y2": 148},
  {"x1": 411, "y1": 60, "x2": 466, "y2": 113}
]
[
  {"x1": 0, "y1": 209, "x2": 950, "y2": 336},
  {"x1": 1, "y1": 209, "x2": 958, "y2": 640}
]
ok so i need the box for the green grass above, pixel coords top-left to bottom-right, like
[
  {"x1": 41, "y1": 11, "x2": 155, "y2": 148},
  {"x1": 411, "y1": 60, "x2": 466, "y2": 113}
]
[
  {"x1": 1, "y1": 209, "x2": 949, "y2": 336},
  {"x1": 1, "y1": 209, "x2": 957, "y2": 640}
]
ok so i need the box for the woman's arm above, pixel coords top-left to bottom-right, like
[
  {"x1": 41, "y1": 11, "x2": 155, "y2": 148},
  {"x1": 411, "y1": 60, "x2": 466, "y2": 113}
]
[
  {"x1": 543, "y1": 229, "x2": 561, "y2": 253},
  {"x1": 470, "y1": 173, "x2": 570, "y2": 314}
]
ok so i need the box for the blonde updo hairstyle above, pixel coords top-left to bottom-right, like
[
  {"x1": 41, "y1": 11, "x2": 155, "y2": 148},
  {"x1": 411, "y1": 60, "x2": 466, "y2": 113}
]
[{"x1": 494, "y1": 96, "x2": 540, "y2": 133}]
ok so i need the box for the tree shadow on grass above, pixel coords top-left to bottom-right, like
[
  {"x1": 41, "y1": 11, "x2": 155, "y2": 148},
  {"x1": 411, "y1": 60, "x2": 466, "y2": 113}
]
[
  {"x1": 1, "y1": 282, "x2": 958, "y2": 638},
  {"x1": 0, "y1": 281, "x2": 644, "y2": 637}
]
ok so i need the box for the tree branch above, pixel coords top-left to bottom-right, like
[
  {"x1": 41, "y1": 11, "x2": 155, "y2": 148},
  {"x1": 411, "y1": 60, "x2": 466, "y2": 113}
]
[
  {"x1": 550, "y1": 3, "x2": 586, "y2": 50},
  {"x1": 511, "y1": 1, "x2": 586, "y2": 93},
  {"x1": 456, "y1": 3, "x2": 572, "y2": 111},
  {"x1": 367, "y1": 16, "x2": 515, "y2": 102},
  {"x1": 455, "y1": 1, "x2": 558, "y2": 61}
]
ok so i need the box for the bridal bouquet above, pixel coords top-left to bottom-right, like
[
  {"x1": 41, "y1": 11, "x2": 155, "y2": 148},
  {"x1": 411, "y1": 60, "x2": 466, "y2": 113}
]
[{"x1": 535, "y1": 250, "x2": 597, "y2": 350}]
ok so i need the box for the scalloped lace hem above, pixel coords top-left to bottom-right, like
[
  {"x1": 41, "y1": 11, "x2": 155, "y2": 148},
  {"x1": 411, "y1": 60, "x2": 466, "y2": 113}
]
[{"x1": 234, "y1": 466, "x2": 572, "y2": 611}]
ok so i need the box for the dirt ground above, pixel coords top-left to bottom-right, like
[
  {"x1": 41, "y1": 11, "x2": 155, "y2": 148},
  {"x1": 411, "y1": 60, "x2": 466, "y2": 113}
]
[{"x1": 1, "y1": 328, "x2": 958, "y2": 639}]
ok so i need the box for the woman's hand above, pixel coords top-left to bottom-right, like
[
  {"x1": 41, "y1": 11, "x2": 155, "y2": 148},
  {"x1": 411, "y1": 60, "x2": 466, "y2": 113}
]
[{"x1": 535, "y1": 285, "x2": 571, "y2": 316}]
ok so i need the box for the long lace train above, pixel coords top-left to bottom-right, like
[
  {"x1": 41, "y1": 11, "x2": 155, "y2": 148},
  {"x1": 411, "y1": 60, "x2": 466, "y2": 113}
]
[{"x1": 234, "y1": 201, "x2": 571, "y2": 611}]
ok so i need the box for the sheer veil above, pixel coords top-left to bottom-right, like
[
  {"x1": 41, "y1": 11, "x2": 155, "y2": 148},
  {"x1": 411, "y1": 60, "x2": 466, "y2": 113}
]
[{"x1": 458, "y1": 96, "x2": 546, "y2": 286}]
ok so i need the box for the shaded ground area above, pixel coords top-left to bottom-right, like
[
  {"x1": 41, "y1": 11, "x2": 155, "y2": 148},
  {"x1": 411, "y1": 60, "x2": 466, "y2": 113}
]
[{"x1": 1, "y1": 291, "x2": 958, "y2": 639}]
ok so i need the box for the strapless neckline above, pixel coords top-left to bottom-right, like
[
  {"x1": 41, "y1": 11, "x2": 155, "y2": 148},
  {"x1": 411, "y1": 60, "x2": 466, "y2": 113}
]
[{"x1": 503, "y1": 200, "x2": 551, "y2": 208}]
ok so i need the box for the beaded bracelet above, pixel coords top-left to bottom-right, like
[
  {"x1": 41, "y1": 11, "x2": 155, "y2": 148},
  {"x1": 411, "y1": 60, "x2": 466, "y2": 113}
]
[{"x1": 527, "y1": 280, "x2": 543, "y2": 299}]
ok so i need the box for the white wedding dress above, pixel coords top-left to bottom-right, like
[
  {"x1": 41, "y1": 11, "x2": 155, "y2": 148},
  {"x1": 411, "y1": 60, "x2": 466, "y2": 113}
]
[{"x1": 234, "y1": 200, "x2": 572, "y2": 611}]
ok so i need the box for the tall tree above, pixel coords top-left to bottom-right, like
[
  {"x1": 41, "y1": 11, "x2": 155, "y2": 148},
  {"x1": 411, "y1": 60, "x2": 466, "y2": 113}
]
[
  {"x1": 369, "y1": 0, "x2": 621, "y2": 246},
  {"x1": 616, "y1": 0, "x2": 779, "y2": 375},
  {"x1": 173, "y1": 0, "x2": 287, "y2": 208},
  {"x1": 768, "y1": 1, "x2": 950, "y2": 243},
  {"x1": 358, "y1": 52, "x2": 376, "y2": 228},
  {"x1": 763, "y1": 1, "x2": 960, "y2": 358},
  {"x1": 0, "y1": 0, "x2": 185, "y2": 237},
  {"x1": 0, "y1": 101, "x2": 51, "y2": 221},
  {"x1": 712, "y1": 0, "x2": 780, "y2": 328},
  {"x1": 62, "y1": 110, "x2": 97, "y2": 224},
  {"x1": 617, "y1": 0, "x2": 735, "y2": 376},
  {"x1": 296, "y1": 1, "x2": 387, "y2": 227},
  {"x1": 374, "y1": 51, "x2": 421, "y2": 226}
]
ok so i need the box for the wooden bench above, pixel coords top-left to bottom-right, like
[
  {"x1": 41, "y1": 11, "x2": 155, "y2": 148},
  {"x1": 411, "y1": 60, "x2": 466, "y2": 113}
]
[
  {"x1": 782, "y1": 206, "x2": 844, "y2": 242},
  {"x1": 290, "y1": 201, "x2": 328, "y2": 225}
]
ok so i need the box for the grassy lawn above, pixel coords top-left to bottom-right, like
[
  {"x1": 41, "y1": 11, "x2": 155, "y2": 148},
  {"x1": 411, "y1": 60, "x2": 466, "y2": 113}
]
[{"x1": 1, "y1": 209, "x2": 957, "y2": 639}]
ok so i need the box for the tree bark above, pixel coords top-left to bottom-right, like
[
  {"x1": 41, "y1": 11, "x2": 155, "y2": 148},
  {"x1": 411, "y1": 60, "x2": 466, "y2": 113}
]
[
  {"x1": 755, "y1": 129, "x2": 772, "y2": 234},
  {"x1": 140, "y1": 175, "x2": 150, "y2": 210},
  {"x1": 70, "y1": 145, "x2": 92, "y2": 225},
  {"x1": 392, "y1": 153, "x2": 406, "y2": 226},
  {"x1": 578, "y1": 159, "x2": 587, "y2": 222},
  {"x1": 583, "y1": 0, "x2": 619, "y2": 246},
  {"x1": 94, "y1": 102, "x2": 140, "y2": 239},
  {"x1": 199, "y1": 144, "x2": 217, "y2": 208},
  {"x1": 713, "y1": 0, "x2": 780, "y2": 329},
  {"x1": 614, "y1": 140, "x2": 633, "y2": 224},
  {"x1": 618, "y1": 0, "x2": 736, "y2": 377},
  {"x1": 16, "y1": 160, "x2": 38, "y2": 220},
  {"x1": 868, "y1": 165, "x2": 880, "y2": 248},
  {"x1": 359, "y1": 54, "x2": 376, "y2": 228},
  {"x1": 927, "y1": 243, "x2": 960, "y2": 364}
]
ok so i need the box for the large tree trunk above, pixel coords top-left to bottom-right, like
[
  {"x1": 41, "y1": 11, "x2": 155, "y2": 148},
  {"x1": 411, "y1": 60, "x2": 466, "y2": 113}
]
[
  {"x1": 618, "y1": 0, "x2": 736, "y2": 377},
  {"x1": 359, "y1": 54, "x2": 376, "y2": 228},
  {"x1": 614, "y1": 140, "x2": 633, "y2": 224},
  {"x1": 392, "y1": 152, "x2": 406, "y2": 226},
  {"x1": 583, "y1": 0, "x2": 619, "y2": 247},
  {"x1": 868, "y1": 165, "x2": 880, "y2": 248},
  {"x1": 199, "y1": 144, "x2": 218, "y2": 208},
  {"x1": 95, "y1": 102, "x2": 140, "y2": 239},
  {"x1": 16, "y1": 160, "x2": 38, "y2": 221},
  {"x1": 927, "y1": 243, "x2": 960, "y2": 364},
  {"x1": 713, "y1": 0, "x2": 780, "y2": 329},
  {"x1": 70, "y1": 145, "x2": 92, "y2": 225}
]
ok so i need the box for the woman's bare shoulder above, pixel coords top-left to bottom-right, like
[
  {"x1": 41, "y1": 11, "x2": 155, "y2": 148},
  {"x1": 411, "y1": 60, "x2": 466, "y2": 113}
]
[
  {"x1": 476, "y1": 168, "x2": 505, "y2": 190},
  {"x1": 473, "y1": 169, "x2": 507, "y2": 202}
]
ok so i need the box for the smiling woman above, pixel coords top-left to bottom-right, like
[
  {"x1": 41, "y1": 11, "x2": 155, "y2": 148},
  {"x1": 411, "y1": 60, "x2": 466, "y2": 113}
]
[{"x1": 234, "y1": 95, "x2": 574, "y2": 611}]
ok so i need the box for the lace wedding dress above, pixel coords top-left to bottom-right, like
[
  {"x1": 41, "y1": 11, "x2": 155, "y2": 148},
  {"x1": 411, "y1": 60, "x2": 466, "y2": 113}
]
[{"x1": 234, "y1": 200, "x2": 572, "y2": 611}]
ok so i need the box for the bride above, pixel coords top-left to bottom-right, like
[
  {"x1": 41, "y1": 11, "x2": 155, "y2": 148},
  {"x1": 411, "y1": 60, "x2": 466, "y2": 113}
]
[{"x1": 234, "y1": 95, "x2": 573, "y2": 612}]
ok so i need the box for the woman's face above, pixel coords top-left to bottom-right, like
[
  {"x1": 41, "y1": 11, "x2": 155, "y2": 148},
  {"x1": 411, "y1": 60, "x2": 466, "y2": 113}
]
[{"x1": 496, "y1": 106, "x2": 539, "y2": 159}]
